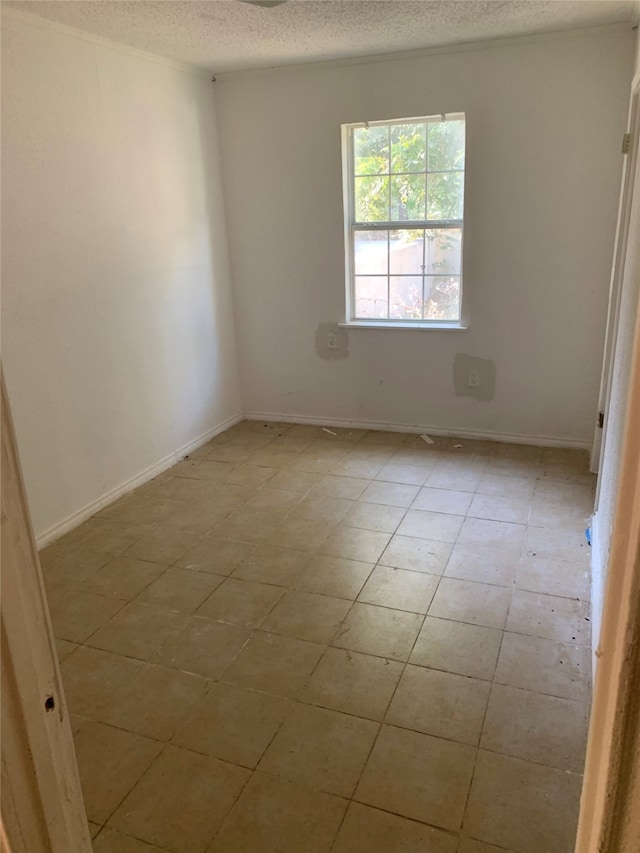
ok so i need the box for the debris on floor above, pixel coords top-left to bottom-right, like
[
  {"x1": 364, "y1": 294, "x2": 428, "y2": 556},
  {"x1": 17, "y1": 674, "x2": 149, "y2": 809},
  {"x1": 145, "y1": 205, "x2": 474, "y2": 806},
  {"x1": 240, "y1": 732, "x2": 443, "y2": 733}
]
[{"x1": 42, "y1": 420, "x2": 595, "y2": 853}]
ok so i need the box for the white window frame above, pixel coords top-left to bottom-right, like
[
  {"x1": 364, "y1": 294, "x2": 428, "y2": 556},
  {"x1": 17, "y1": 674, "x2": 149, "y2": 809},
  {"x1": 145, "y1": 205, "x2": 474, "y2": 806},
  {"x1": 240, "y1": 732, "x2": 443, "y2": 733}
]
[{"x1": 341, "y1": 113, "x2": 467, "y2": 330}]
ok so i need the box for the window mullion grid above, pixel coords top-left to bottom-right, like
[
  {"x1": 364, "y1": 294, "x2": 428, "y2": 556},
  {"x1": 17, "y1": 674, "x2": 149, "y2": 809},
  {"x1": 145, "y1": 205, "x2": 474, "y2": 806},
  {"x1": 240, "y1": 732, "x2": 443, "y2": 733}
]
[
  {"x1": 349, "y1": 128, "x2": 356, "y2": 321},
  {"x1": 423, "y1": 127, "x2": 428, "y2": 319},
  {"x1": 346, "y1": 115, "x2": 464, "y2": 325},
  {"x1": 421, "y1": 229, "x2": 427, "y2": 321},
  {"x1": 386, "y1": 125, "x2": 391, "y2": 319},
  {"x1": 349, "y1": 225, "x2": 357, "y2": 319},
  {"x1": 386, "y1": 230, "x2": 390, "y2": 320},
  {"x1": 353, "y1": 220, "x2": 461, "y2": 230}
]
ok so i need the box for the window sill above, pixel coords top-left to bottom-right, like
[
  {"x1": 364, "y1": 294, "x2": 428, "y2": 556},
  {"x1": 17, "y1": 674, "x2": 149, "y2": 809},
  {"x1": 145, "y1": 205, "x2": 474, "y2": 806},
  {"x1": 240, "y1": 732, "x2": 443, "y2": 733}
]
[{"x1": 339, "y1": 321, "x2": 469, "y2": 331}]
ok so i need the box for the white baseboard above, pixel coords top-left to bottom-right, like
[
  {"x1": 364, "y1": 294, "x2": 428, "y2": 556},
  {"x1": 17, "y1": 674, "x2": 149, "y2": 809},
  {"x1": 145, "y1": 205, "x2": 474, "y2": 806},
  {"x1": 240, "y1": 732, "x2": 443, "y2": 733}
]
[
  {"x1": 35, "y1": 412, "x2": 243, "y2": 549},
  {"x1": 37, "y1": 407, "x2": 591, "y2": 550},
  {"x1": 243, "y1": 410, "x2": 593, "y2": 450}
]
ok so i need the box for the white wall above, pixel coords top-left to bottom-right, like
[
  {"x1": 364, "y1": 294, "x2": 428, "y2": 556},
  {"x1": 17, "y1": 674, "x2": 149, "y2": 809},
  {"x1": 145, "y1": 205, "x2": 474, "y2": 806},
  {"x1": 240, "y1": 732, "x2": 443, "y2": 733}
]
[
  {"x1": 591, "y1": 30, "x2": 640, "y2": 667},
  {"x1": 216, "y1": 25, "x2": 634, "y2": 445},
  {"x1": 1, "y1": 11, "x2": 242, "y2": 543}
]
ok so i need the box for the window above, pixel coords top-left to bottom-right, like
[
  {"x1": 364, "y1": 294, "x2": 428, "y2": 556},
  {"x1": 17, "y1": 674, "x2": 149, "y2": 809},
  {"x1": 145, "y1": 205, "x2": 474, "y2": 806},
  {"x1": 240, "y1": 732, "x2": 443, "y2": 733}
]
[{"x1": 342, "y1": 113, "x2": 465, "y2": 326}]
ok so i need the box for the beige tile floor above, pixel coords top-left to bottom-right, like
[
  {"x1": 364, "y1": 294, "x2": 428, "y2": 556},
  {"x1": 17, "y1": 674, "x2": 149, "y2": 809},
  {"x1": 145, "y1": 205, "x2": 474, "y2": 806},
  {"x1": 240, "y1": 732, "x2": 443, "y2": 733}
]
[{"x1": 40, "y1": 421, "x2": 595, "y2": 853}]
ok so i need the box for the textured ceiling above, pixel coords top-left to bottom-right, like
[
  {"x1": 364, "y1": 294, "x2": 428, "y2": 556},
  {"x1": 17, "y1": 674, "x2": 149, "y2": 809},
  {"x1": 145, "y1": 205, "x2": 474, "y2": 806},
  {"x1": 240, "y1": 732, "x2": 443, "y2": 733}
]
[{"x1": 5, "y1": 0, "x2": 638, "y2": 74}]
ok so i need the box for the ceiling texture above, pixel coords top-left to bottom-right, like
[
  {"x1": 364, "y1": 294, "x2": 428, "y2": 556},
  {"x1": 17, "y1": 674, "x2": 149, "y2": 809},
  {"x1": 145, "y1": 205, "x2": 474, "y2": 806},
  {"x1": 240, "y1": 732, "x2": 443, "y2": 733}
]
[{"x1": 5, "y1": 0, "x2": 638, "y2": 74}]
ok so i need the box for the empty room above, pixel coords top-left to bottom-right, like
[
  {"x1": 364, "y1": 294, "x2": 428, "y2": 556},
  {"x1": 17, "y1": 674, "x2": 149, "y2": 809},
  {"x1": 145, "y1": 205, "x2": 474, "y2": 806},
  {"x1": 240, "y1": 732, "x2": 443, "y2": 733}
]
[{"x1": 2, "y1": 1, "x2": 640, "y2": 852}]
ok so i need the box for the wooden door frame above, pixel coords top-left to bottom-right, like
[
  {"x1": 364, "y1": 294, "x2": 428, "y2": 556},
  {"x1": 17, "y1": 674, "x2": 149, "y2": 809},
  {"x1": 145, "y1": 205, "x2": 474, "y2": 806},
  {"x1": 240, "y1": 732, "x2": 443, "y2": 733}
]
[
  {"x1": 575, "y1": 78, "x2": 640, "y2": 851},
  {"x1": 1, "y1": 374, "x2": 91, "y2": 852}
]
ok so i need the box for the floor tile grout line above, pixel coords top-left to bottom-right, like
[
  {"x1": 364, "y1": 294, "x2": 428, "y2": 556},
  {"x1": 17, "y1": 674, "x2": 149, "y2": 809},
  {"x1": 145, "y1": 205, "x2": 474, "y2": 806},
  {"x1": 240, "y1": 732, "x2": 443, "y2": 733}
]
[
  {"x1": 59, "y1": 538, "x2": 590, "y2": 609},
  {"x1": 370, "y1": 505, "x2": 487, "y2": 839},
  {"x1": 203, "y1": 750, "x2": 266, "y2": 851},
  {"x1": 330, "y1": 794, "x2": 463, "y2": 850},
  {"x1": 43, "y1": 436, "x2": 584, "y2": 556},
  {"x1": 60, "y1": 524, "x2": 589, "y2": 648},
  {"x1": 339, "y1": 518, "x2": 463, "y2": 817},
  {"x1": 458, "y1": 621, "x2": 510, "y2": 839},
  {"x1": 229, "y1": 521, "x2": 397, "y2": 841},
  {"x1": 97, "y1": 740, "x2": 175, "y2": 839},
  {"x1": 326, "y1": 722, "x2": 383, "y2": 852},
  {"x1": 202, "y1": 499, "x2": 388, "y2": 848},
  {"x1": 70, "y1": 616, "x2": 592, "y2": 710},
  {"x1": 49, "y1": 425, "x2": 594, "y2": 852},
  {"x1": 73, "y1": 669, "x2": 588, "y2": 800},
  {"x1": 67, "y1": 596, "x2": 589, "y2": 684},
  {"x1": 464, "y1": 501, "x2": 587, "y2": 824},
  {"x1": 455, "y1": 481, "x2": 514, "y2": 840},
  {"x1": 55, "y1": 544, "x2": 594, "y2": 607}
]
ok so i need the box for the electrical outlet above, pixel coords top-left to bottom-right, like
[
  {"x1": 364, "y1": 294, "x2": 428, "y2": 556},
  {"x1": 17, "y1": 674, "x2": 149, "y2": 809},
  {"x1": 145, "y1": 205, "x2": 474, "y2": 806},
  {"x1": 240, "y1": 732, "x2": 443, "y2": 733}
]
[
  {"x1": 468, "y1": 368, "x2": 480, "y2": 388},
  {"x1": 327, "y1": 331, "x2": 338, "y2": 350}
]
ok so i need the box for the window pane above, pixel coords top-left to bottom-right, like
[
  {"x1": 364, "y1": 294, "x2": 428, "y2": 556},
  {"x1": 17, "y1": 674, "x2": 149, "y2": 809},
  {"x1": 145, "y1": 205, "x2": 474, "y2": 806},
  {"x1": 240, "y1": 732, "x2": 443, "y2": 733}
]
[
  {"x1": 424, "y1": 276, "x2": 460, "y2": 320},
  {"x1": 389, "y1": 230, "x2": 424, "y2": 274},
  {"x1": 346, "y1": 115, "x2": 465, "y2": 325},
  {"x1": 428, "y1": 120, "x2": 465, "y2": 171},
  {"x1": 427, "y1": 172, "x2": 464, "y2": 220},
  {"x1": 390, "y1": 123, "x2": 426, "y2": 173},
  {"x1": 355, "y1": 276, "x2": 389, "y2": 318},
  {"x1": 354, "y1": 126, "x2": 389, "y2": 175},
  {"x1": 390, "y1": 174, "x2": 426, "y2": 221},
  {"x1": 424, "y1": 229, "x2": 462, "y2": 274},
  {"x1": 355, "y1": 175, "x2": 390, "y2": 222},
  {"x1": 355, "y1": 231, "x2": 388, "y2": 275},
  {"x1": 390, "y1": 276, "x2": 423, "y2": 320}
]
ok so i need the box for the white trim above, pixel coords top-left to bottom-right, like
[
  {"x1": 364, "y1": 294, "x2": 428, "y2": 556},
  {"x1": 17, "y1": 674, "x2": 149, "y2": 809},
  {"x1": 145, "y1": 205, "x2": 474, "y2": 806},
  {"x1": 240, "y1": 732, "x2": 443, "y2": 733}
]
[
  {"x1": 590, "y1": 509, "x2": 607, "y2": 681},
  {"x1": 350, "y1": 113, "x2": 466, "y2": 131},
  {"x1": 575, "y1": 196, "x2": 640, "y2": 847},
  {"x1": 341, "y1": 123, "x2": 355, "y2": 324},
  {"x1": 35, "y1": 412, "x2": 243, "y2": 549},
  {"x1": 591, "y1": 79, "x2": 640, "y2": 477},
  {"x1": 342, "y1": 115, "x2": 466, "y2": 326},
  {"x1": 32, "y1": 403, "x2": 591, "y2": 550},
  {"x1": 215, "y1": 22, "x2": 632, "y2": 82},
  {"x1": 243, "y1": 410, "x2": 592, "y2": 449},
  {"x1": 339, "y1": 321, "x2": 469, "y2": 331},
  {"x1": 1, "y1": 6, "x2": 211, "y2": 80}
]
